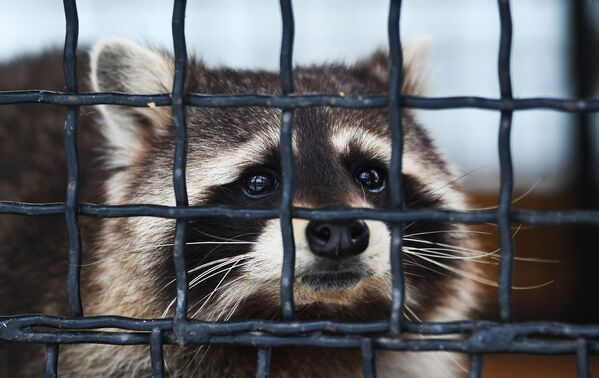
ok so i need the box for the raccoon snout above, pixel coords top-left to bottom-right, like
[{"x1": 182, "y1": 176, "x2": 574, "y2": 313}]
[{"x1": 306, "y1": 220, "x2": 369, "y2": 258}]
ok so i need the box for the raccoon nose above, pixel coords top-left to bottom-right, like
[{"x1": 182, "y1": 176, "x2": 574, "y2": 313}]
[{"x1": 306, "y1": 220, "x2": 369, "y2": 258}]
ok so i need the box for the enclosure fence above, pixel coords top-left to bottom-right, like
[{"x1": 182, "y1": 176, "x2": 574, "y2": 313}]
[{"x1": 0, "y1": 0, "x2": 598, "y2": 377}]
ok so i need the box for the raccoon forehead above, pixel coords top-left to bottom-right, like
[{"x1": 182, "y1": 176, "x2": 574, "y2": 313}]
[
  {"x1": 329, "y1": 126, "x2": 426, "y2": 178},
  {"x1": 329, "y1": 125, "x2": 466, "y2": 209}
]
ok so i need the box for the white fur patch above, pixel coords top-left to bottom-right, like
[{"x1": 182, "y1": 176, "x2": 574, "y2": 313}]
[{"x1": 241, "y1": 217, "x2": 392, "y2": 305}]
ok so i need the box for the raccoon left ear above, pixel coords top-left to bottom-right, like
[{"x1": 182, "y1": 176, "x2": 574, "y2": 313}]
[
  {"x1": 354, "y1": 37, "x2": 431, "y2": 95},
  {"x1": 90, "y1": 37, "x2": 174, "y2": 167}
]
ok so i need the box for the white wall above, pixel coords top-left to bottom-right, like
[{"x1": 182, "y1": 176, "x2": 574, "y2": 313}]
[{"x1": 0, "y1": 0, "x2": 576, "y2": 192}]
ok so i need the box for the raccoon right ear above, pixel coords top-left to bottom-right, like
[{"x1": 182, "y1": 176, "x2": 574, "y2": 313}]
[
  {"x1": 90, "y1": 38, "x2": 173, "y2": 167},
  {"x1": 354, "y1": 37, "x2": 431, "y2": 96}
]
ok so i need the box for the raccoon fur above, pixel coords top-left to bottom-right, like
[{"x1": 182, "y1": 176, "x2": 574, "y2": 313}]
[{"x1": 0, "y1": 38, "x2": 480, "y2": 377}]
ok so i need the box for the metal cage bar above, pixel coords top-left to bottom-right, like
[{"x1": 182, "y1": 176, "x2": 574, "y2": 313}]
[
  {"x1": 577, "y1": 338, "x2": 591, "y2": 378},
  {"x1": 44, "y1": 344, "x2": 59, "y2": 378},
  {"x1": 62, "y1": 0, "x2": 83, "y2": 318},
  {"x1": 6, "y1": 91, "x2": 599, "y2": 112},
  {"x1": 468, "y1": 354, "x2": 483, "y2": 378},
  {"x1": 256, "y1": 347, "x2": 272, "y2": 378},
  {"x1": 496, "y1": 0, "x2": 515, "y2": 324},
  {"x1": 150, "y1": 329, "x2": 166, "y2": 378},
  {"x1": 171, "y1": 0, "x2": 191, "y2": 329},
  {"x1": 387, "y1": 0, "x2": 407, "y2": 335},
  {"x1": 361, "y1": 338, "x2": 377, "y2": 378},
  {"x1": 278, "y1": 0, "x2": 297, "y2": 321}
]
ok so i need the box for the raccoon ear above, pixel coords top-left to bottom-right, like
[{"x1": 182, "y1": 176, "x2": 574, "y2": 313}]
[
  {"x1": 355, "y1": 37, "x2": 431, "y2": 95},
  {"x1": 90, "y1": 38, "x2": 173, "y2": 167}
]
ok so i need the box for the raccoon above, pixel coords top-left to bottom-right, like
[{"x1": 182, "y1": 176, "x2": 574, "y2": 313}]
[{"x1": 0, "y1": 38, "x2": 479, "y2": 377}]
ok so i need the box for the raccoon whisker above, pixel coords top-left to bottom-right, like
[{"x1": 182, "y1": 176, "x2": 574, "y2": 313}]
[
  {"x1": 191, "y1": 258, "x2": 244, "y2": 318},
  {"x1": 163, "y1": 268, "x2": 247, "y2": 319},
  {"x1": 404, "y1": 304, "x2": 468, "y2": 375},
  {"x1": 187, "y1": 241, "x2": 257, "y2": 245},
  {"x1": 505, "y1": 256, "x2": 561, "y2": 263},
  {"x1": 406, "y1": 242, "x2": 556, "y2": 264},
  {"x1": 189, "y1": 261, "x2": 251, "y2": 292},
  {"x1": 188, "y1": 255, "x2": 253, "y2": 275},
  {"x1": 161, "y1": 258, "x2": 250, "y2": 318},
  {"x1": 193, "y1": 236, "x2": 257, "y2": 272},
  {"x1": 210, "y1": 282, "x2": 248, "y2": 323},
  {"x1": 411, "y1": 253, "x2": 554, "y2": 290},
  {"x1": 404, "y1": 248, "x2": 499, "y2": 264},
  {"x1": 407, "y1": 227, "x2": 559, "y2": 263},
  {"x1": 404, "y1": 221, "x2": 417, "y2": 231},
  {"x1": 188, "y1": 276, "x2": 247, "y2": 316},
  {"x1": 404, "y1": 237, "x2": 500, "y2": 256},
  {"x1": 81, "y1": 241, "x2": 256, "y2": 267},
  {"x1": 405, "y1": 245, "x2": 495, "y2": 258},
  {"x1": 393, "y1": 257, "x2": 451, "y2": 278},
  {"x1": 185, "y1": 283, "x2": 249, "y2": 377},
  {"x1": 404, "y1": 244, "x2": 498, "y2": 259},
  {"x1": 469, "y1": 177, "x2": 541, "y2": 211},
  {"x1": 181, "y1": 348, "x2": 203, "y2": 377},
  {"x1": 407, "y1": 165, "x2": 489, "y2": 208},
  {"x1": 187, "y1": 285, "x2": 249, "y2": 377},
  {"x1": 188, "y1": 261, "x2": 251, "y2": 292},
  {"x1": 191, "y1": 345, "x2": 213, "y2": 377},
  {"x1": 191, "y1": 228, "x2": 260, "y2": 242},
  {"x1": 157, "y1": 255, "x2": 251, "y2": 298},
  {"x1": 405, "y1": 229, "x2": 493, "y2": 237}
]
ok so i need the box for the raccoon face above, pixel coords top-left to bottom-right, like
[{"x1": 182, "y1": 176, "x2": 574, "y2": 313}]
[{"x1": 88, "y1": 38, "x2": 476, "y2": 323}]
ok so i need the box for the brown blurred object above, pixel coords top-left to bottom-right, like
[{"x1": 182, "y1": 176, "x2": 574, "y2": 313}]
[
  {"x1": 470, "y1": 191, "x2": 588, "y2": 323},
  {"x1": 484, "y1": 355, "x2": 599, "y2": 378},
  {"x1": 465, "y1": 186, "x2": 598, "y2": 377}
]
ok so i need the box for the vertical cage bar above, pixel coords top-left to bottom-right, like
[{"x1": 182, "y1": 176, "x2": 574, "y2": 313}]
[
  {"x1": 278, "y1": 0, "x2": 296, "y2": 321},
  {"x1": 256, "y1": 347, "x2": 272, "y2": 378},
  {"x1": 577, "y1": 339, "x2": 591, "y2": 378},
  {"x1": 361, "y1": 339, "x2": 376, "y2": 378},
  {"x1": 62, "y1": 0, "x2": 83, "y2": 317},
  {"x1": 171, "y1": 0, "x2": 190, "y2": 326},
  {"x1": 387, "y1": 0, "x2": 406, "y2": 334},
  {"x1": 572, "y1": 0, "x2": 599, "y2": 323},
  {"x1": 44, "y1": 344, "x2": 59, "y2": 378},
  {"x1": 150, "y1": 329, "x2": 166, "y2": 378},
  {"x1": 468, "y1": 354, "x2": 483, "y2": 378},
  {"x1": 496, "y1": 0, "x2": 515, "y2": 323}
]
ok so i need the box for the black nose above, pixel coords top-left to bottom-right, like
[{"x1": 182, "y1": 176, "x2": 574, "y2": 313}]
[{"x1": 306, "y1": 220, "x2": 369, "y2": 258}]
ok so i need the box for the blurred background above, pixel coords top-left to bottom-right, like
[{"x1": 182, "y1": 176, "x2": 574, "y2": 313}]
[{"x1": 1, "y1": 0, "x2": 598, "y2": 376}]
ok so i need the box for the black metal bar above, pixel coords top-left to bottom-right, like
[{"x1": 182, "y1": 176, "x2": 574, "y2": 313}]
[
  {"x1": 8, "y1": 315, "x2": 599, "y2": 338},
  {"x1": 5, "y1": 329, "x2": 599, "y2": 354},
  {"x1": 278, "y1": 0, "x2": 296, "y2": 321},
  {"x1": 387, "y1": 0, "x2": 406, "y2": 335},
  {"x1": 62, "y1": 0, "x2": 83, "y2": 317},
  {"x1": 361, "y1": 339, "x2": 376, "y2": 378},
  {"x1": 5, "y1": 202, "x2": 599, "y2": 225},
  {"x1": 171, "y1": 0, "x2": 190, "y2": 328},
  {"x1": 256, "y1": 347, "x2": 272, "y2": 378},
  {"x1": 572, "y1": 0, "x2": 599, "y2": 324},
  {"x1": 468, "y1": 354, "x2": 483, "y2": 378},
  {"x1": 5, "y1": 91, "x2": 599, "y2": 112},
  {"x1": 496, "y1": 0, "x2": 515, "y2": 323},
  {"x1": 44, "y1": 344, "x2": 59, "y2": 378},
  {"x1": 150, "y1": 329, "x2": 166, "y2": 378},
  {"x1": 577, "y1": 339, "x2": 591, "y2": 378}
]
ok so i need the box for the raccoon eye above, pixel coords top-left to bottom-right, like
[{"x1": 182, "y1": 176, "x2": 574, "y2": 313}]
[
  {"x1": 242, "y1": 170, "x2": 279, "y2": 198},
  {"x1": 356, "y1": 167, "x2": 386, "y2": 193}
]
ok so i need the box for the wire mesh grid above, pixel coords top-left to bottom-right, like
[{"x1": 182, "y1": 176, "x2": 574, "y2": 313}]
[{"x1": 0, "y1": 0, "x2": 598, "y2": 377}]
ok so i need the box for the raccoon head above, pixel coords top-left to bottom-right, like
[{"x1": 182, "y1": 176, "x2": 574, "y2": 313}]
[{"x1": 87, "y1": 38, "x2": 477, "y2": 323}]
